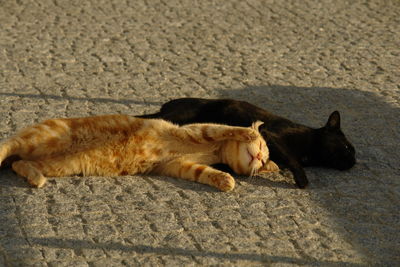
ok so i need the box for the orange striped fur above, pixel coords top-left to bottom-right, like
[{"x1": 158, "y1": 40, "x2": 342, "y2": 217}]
[{"x1": 0, "y1": 115, "x2": 278, "y2": 191}]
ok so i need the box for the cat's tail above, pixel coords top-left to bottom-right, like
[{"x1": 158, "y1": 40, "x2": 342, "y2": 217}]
[{"x1": 135, "y1": 112, "x2": 161, "y2": 119}]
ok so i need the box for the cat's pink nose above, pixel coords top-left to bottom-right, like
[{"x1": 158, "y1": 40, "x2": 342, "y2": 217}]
[{"x1": 256, "y1": 152, "x2": 262, "y2": 160}]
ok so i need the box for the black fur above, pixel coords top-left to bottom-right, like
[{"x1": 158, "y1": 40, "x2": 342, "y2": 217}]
[{"x1": 139, "y1": 98, "x2": 356, "y2": 188}]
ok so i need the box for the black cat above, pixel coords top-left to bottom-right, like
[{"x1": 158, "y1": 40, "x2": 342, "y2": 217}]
[{"x1": 139, "y1": 98, "x2": 356, "y2": 188}]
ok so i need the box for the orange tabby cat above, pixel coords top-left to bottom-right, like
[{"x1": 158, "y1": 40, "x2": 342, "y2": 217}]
[{"x1": 0, "y1": 115, "x2": 278, "y2": 191}]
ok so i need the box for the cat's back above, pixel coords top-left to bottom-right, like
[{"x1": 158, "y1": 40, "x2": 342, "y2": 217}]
[{"x1": 158, "y1": 98, "x2": 298, "y2": 130}]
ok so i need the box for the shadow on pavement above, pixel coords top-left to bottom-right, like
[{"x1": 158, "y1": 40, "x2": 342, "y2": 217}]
[
  {"x1": 0, "y1": 85, "x2": 398, "y2": 265},
  {"x1": 0, "y1": 92, "x2": 163, "y2": 106},
  {"x1": 26, "y1": 236, "x2": 363, "y2": 266},
  {"x1": 215, "y1": 85, "x2": 400, "y2": 264}
]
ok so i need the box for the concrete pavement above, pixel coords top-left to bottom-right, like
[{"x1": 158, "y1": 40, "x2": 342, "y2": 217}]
[{"x1": 0, "y1": 0, "x2": 399, "y2": 266}]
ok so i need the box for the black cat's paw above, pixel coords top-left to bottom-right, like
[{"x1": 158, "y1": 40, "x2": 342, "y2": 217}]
[
  {"x1": 296, "y1": 178, "x2": 308, "y2": 189},
  {"x1": 293, "y1": 170, "x2": 309, "y2": 189}
]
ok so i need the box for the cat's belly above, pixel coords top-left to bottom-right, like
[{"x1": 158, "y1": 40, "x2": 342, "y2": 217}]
[
  {"x1": 79, "y1": 144, "x2": 164, "y2": 177},
  {"x1": 79, "y1": 156, "x2": 160, "y2": 177}
]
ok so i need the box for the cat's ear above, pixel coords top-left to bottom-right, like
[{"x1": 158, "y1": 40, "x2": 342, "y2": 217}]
[
  {"x1": 251, "y1": 121, "x2": 264, "y2": 131},
  {"x1": 325, "y1": 111, "x2": 341, "y2": 129},
  {"x1": 258, "y1": 160, "x2": 279, "y2": 173}
]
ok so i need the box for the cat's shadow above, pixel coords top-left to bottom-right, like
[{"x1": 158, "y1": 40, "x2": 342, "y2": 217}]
[
  {"x1": 150, "y1": 174, "x2": 293, "y2": 193},
  {"x1": 148, "y1": 175, "x2": 219, "y2": 193},
  {"x1": 218, "y1": 84, "x2": 399, "y2": 135},
  {"x1": 1, "y1": 84, "x2": 398, "y2": 264},
  {"x1": 238, "y1": 174, "x2": 295, "y2": 189},
  {"x1": 0, "y1": 167, "x2": 292, "y2": 192},
  {"x1": 213, "y1": 84, "x2": 399, "y2": 263},
  {"x1": 0, "y1": 169, "x2": 32, "y2": 188}
]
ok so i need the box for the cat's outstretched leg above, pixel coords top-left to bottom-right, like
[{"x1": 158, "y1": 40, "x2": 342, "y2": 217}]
[
  {"x1": 154, "y1": 158, "x2": 235, "y2": 192},
  {"x1": 12, "y1": 160, "x2": 47, "y2": 188},
  {"x1": 0, "y1": 119, "x2": 70, "y2": 166},
  {"x1": 267, "y1": 139, "x2": 309, "y2": 188},
  {"x1": 11, "y1": 155, "x2": 84, "y2": 188},
  {"x1": 175, "y1": 123, "x2": 258, "y2": 145}
]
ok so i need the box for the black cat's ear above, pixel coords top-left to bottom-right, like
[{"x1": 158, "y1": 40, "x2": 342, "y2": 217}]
[{"x1": 326, "y1": 111, "x2": 341, "y2": 129}]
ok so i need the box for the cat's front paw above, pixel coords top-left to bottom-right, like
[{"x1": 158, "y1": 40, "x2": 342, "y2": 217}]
[
  {"x1": 28, "y1": 175, "x2": 47, "y2": 188},
  {"x1": 259, "y1": 160, "x2": 280, "y2": 173},
  {"x1": 226, "y1": 128, "x2": 258, "y2": 142},
  {"x1": 216, "y1": 173, "x2": 235, "y2": 192}
]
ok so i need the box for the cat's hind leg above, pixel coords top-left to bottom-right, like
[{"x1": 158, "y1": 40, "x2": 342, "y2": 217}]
[
  {"x1": 155, "y1": 158, "x2": 235, "y2": 192},
  {"x1": 11, "y1": 155, "x2": 83, "y2": 188},
  {"x1": 1, "y1": 119, "x2": 71, "y2": 166},
  {"x1": 0, "y1": 139, "x2": 20, "y2": 166},
  {"x1": 12, "y1": 160, "x2": 47, "y2": 188}
]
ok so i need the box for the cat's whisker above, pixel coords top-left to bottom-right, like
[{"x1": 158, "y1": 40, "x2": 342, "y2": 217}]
[{"x1": 250, "y1": 166, "x2": 257, "y2": 177}]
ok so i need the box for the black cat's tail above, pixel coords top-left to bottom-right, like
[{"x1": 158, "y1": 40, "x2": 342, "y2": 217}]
[
  {"x1": 136, "y1": 98, "x2": 207, "y2": 125},
  {"x1": 135, "y1": 109, "x2": 196, "y2": 124},
  {"x1": 135, "y1": 98, "x2": 188, "y2": 119},
  {"x1": 135, "y1": 112, "x2": 161, "y2": 119}
]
